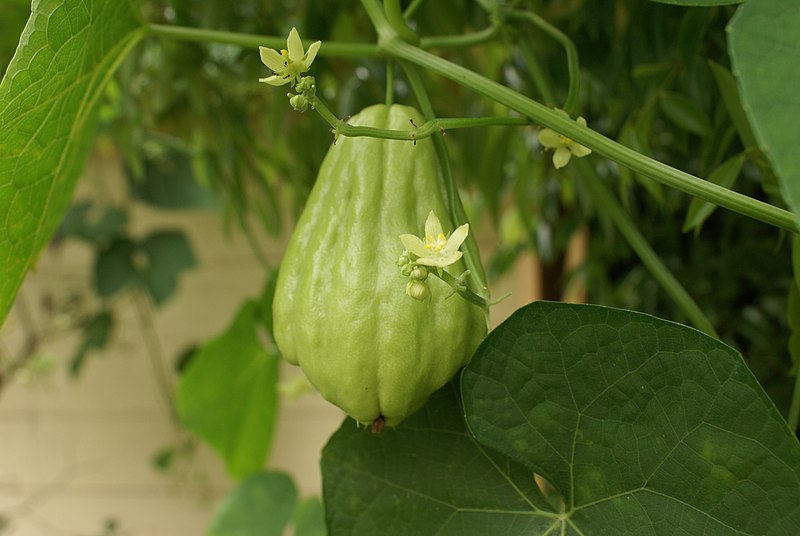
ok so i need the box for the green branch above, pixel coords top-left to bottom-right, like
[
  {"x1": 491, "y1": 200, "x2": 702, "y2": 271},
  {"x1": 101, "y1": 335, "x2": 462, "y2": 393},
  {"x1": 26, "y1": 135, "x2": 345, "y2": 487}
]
[
  {"x1": 148, "y1": 24, "x2": 380, "y2": 57},
  {"x1": 357, "y1": 18, "x2": 797, "y2": 232},
  {"x1": 399, "y1": 62, "x2": 490, "y2": 303},
  {"x1": 148, "y1": 22, "x2": 497, "y2": 56},
  {"x1": 311, "y1": 95, "x2": 529, "y2": 141}
]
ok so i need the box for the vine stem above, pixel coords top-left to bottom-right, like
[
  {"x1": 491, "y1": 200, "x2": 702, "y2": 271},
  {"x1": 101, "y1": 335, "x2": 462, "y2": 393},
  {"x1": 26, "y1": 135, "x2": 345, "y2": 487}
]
[
  {"x1": 311, "y1": 95, "x2": 528, "y2": 140},
  {"x1": 359, "y1": 0, "x2": 799, "y2": 234},
  {"x1": 400, "y1": 62, "x2": 489, "y2": 305},
  {"x1": 133, "y1": 290, "x2": 179, "y2": 425},
  {"x1": 147, "y1": 23, "x2": 498, "y2": 55}
]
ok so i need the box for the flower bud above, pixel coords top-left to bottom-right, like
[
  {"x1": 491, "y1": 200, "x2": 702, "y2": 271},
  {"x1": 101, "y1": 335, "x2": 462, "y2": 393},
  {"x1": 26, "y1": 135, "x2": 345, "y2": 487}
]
[
  {"x1": 410, "y1": 266, "x2": 428, "y2": 281},
  {"x1": 288, "y1": 93, "x2": 310, "y2": 112},
  {"x1": 406, "y1": 280, "x2": 430, "y2": 301},
  {"x1": 296, "y1": 76, "x2": 316, "y2": 93}
]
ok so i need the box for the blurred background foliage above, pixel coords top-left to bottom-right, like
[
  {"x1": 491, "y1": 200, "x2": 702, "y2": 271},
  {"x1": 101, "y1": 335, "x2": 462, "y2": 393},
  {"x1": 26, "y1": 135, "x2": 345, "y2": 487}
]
[{"x1": 0, "y1": 0, "x2": 793, "y2": 410}]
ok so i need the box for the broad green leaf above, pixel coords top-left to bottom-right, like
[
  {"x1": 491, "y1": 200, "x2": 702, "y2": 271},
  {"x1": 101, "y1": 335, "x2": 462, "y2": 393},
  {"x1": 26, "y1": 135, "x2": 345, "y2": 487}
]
[
  {"x1": 658, "y1": 91, "x2": 711, "y2": 137},
  {"x1": 730, "y1": 1, "x2": 800, "y2": 227},
  {"x1": 0, "y1": 0, "x2": 146, "y2": 324},
  {"x1": 321, "y1": 384, "x2": 555, "y2": 536},
  {"x1": 683, "y1": 153, "x2": 745, "y2": 233},
  {"x1": 461, "y1": 301, "x2": 800, "y2": 535},
  {"x1": 177, "y1": 301, "x2": 280, "y2": 480},
  {"x1": 207, "y1": 471, "x2": 297, "y2": 536}
]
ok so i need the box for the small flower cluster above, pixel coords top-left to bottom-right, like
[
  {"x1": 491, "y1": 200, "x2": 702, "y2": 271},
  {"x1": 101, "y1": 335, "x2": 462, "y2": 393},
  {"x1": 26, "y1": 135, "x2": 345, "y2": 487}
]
[
  {"x1": 259, "y1": 28, "x2": 321, "y2": 111},
  {"x1": 397, "y1": 211, "x2": 469, "y2": 301}
]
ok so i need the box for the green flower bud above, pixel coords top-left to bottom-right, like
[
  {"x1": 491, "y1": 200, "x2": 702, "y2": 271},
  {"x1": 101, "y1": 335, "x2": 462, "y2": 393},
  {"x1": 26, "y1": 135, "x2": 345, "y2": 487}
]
[
  {"x1": 406, "y1": 280, "x2": 430, "y2": 301},
  {"x1": 288, "y1": 93, "x2": 310, "y2": 112},
  {"x1": 410, "y1": 266, "x2": 428, "y2": 281},
  {"x1": 296, "y1": 75, "x2": 316, "y2": 93}
]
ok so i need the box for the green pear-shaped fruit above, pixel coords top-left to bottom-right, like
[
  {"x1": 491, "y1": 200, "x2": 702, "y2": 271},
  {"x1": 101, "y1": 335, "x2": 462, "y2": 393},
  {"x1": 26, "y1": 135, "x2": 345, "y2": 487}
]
[{"x1": 273, "y1": 104, "x2": 487, "y2": 427}]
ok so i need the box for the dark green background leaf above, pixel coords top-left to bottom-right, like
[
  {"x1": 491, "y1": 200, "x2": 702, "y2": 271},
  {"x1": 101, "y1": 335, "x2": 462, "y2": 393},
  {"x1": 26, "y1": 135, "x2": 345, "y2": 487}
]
[
  {"x1": 683, "y1": 153, "x2": 745, "y2": 233},
  {"x1": 207, "y1": 471, "x2": 297, "y2": 536},
  {"x1": 95, "y1": 238, "x2": 139, "y2": 298},
  {"x1": 0, "y1": 0, "x2": 145, "y2": 324},
  {"x1": 462, "y1": 301, "x2": 800, "y2": 535},
  {"x1": 730, "y1": 1, "x2": 800, "y2": 227},
  {"x1": 140, "y1": 231, "x2": 197, "y2": 305},
  {"x1": 93, "y1": 231, "x2": 196, "y2": 305},
  {"x1": 59, "y1": 201, "x2": 127, "y2": 244},
  {"x1": 69, "y1": 309, "x2": 114, "y2": 377},
  {"x1": 322, "y1": 384, "x2": 556, "y2": 536},
  {"x1": 659, "y1": 91, "x2": 711, "y2": 137},
  {"x1": 177, "y1": 301, "x2": 280, "y2": 480}
]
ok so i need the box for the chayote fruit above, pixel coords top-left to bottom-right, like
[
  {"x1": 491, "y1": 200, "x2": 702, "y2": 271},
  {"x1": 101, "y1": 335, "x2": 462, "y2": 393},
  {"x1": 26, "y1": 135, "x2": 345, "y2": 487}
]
[{"x1": 273, "y1": 104, "x2": 487, "y2": 427}]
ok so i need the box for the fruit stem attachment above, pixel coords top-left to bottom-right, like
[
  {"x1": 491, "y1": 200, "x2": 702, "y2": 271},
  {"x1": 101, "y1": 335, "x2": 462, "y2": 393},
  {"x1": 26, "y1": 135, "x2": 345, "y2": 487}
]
[{"x1": 371, "y1": 416, "x2": 386, "y2": 434}]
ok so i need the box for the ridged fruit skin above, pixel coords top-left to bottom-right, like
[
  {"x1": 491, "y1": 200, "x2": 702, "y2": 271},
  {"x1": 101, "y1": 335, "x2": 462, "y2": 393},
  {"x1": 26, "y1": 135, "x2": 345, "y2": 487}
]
[{"x1": 273, "y1": 104, "x2": 487, "y2": 426}]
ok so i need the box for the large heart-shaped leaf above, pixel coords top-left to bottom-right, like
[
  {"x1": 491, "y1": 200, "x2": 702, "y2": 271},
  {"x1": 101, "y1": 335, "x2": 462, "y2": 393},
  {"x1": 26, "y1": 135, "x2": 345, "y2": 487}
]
[
  {"x1": 0, "y1": 0, "x2": 146, "y2": 323},
  {"x1": 322, "y1": 301, "x2": 800, "y2": 534},
  {"x1": 322, "y1": 384, "x2": 556, "y2": 535},
  {"x1": 461, "y1": 301, "x2": 800, "y2": 535},
  {"x1": 729, "y1": 1, "x2": 800, "y2": 228}
]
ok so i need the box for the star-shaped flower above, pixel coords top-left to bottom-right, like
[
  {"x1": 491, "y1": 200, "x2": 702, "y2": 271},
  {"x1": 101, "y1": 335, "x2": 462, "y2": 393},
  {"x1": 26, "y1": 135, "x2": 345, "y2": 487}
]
[
  {"x1": 538, "y1": 111, "x2": 592, "y2": 169},
  {"x1": 399, "y1": 211, "x2": 469, "y2": 268},
  {"x1": 259, "y1": 27, "x2": 321, "y2": 87}
]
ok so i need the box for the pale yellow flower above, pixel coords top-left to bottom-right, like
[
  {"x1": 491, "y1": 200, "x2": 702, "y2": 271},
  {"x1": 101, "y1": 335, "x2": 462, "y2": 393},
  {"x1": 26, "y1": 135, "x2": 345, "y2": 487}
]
[
  {"x1": 538, "y1": 112, "x2": 592, "y2": 169},
  {"x1": 399, "y1": 211, "x2": 469, "y2": 268},
  {"x1": 259, "y1": 27, "x2": 321, "y2": 87}
]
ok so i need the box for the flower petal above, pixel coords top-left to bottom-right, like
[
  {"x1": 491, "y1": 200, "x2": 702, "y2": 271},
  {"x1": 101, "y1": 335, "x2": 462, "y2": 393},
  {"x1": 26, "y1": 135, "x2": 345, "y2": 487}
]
[
  {"x1": 553, "y1": 146, "x2": 572, "y2": 169},
  {"x1": 259, "y1": 46, "x2": 286, "y2": 72},
  {"x1": 304, "y1": 40, "x2": 321, "y2": 67},
  {"x1": 571, "y1": 143, "x2": 592, "y2": 158},
  {"x1": 442, "y1": 223, "x2": 469, "y2": 256},
  {"x1": 259, "y1": 75, "x2": 290, "y2": 86},
  {"x1": 424, "y1": 211, "x2": 444, "y2": 242},
  {"x1": 287, "y1": 27, "x2": 304, "y2": 61},
  {"x1": 399, "y1": 234, "x2": 428, "y2": 259},
  {"x1": 538, "y1": 128, "x2": 561, "y2": 149},
  {"x1": 416, "y1": 251, "x2": 462, "y2": 268}
]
